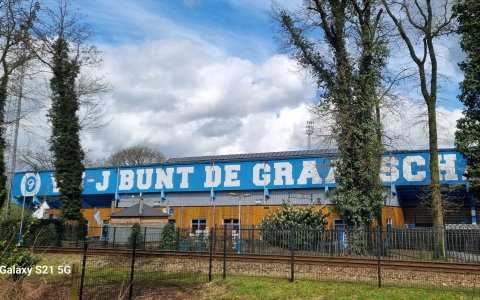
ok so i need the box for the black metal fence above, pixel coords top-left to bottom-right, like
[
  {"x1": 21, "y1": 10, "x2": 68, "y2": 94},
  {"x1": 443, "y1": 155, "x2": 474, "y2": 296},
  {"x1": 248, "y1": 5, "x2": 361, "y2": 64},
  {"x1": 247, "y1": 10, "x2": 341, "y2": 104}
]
[{"x1": 21, "y1": 224, "x2": 480, "y2": 263}]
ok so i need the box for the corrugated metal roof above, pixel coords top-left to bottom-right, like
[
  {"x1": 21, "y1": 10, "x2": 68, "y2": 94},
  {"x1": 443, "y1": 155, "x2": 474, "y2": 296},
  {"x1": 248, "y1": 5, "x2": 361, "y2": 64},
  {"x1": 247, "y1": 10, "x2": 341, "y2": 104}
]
[
  {"x1": 110, "y1": 203, "x2": 169, "y2": 217},
  {"x1": 166, "y1": 149, "x2": 339, "y2": 164}
]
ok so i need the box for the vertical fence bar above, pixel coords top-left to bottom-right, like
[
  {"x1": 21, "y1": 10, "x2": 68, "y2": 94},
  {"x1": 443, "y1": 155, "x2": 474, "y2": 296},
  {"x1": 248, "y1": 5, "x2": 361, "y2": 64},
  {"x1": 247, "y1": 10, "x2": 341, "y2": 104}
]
[
  {"x1": 444, "y1": 227, "x2": 448, "y2": 262},
  {"x1": 251, "y1": 226, "x2": 255, "y2": 254},
  {"x1": 223, "y1": 226, "x2": 227, "y2": 280},
  {"x1": 290, "y1": 225, "x2": 295, "y2": 282},
  {"x1": 144, "y1": 227, "x2": 147, "y2": 249},
  {"x1": 78, "y1": 242, "x2": 87, "y2": 300},
  {"x1": 209, "y1": 225, "x2": 214, "y2": 282},
  {"x1": 377, "y1": 226, "x2": 381, "y2": 288},
  {"x1": 176, "y1": 228, "x2": 180, "y2": 251},
  {"x1": 213, "y1": 224, "x2": 217, "y2": 252},
  {"x1": 128, "y1": 233, "x2": 137, "y2": 300},
  {"x1": 112, "y1": 227, "x2": 116, "y2": 249}
]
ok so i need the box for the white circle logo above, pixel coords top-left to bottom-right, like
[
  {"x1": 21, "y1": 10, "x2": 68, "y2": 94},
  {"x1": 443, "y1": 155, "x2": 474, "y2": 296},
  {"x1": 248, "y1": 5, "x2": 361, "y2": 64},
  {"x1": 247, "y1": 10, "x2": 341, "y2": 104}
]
[{"x1": 21, "y1": 173, "x2": 41, "y2": 196}]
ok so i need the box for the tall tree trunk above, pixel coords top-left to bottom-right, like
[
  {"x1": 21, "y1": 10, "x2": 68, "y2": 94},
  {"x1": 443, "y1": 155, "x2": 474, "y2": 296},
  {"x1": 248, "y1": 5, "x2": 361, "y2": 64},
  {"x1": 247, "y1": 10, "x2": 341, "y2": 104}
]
[{"x1": 0, "y1": 74, "x2": 9, "y2": 211}]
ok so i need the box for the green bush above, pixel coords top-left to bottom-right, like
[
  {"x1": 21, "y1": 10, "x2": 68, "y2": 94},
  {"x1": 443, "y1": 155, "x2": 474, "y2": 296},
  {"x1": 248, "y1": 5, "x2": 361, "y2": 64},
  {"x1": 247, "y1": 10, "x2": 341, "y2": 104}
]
[
  {"x1": 158, "y1": 222, "x2": 175, "y2": 250},
  {"x1": 0, "y1": 218, "x2": 40, "y2": 280},
  {"x1": 128, "y1": 223, "x2": 144, "y2": 250},
  {"x1": 260, "y1": 201, "x2": 330, "y2": 250}
]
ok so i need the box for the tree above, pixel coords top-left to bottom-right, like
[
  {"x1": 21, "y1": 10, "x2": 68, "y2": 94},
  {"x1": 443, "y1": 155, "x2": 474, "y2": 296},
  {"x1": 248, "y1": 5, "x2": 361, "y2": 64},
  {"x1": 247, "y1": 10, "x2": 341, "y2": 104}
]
[
  {"x1": 0, "y1": 0, "x2": 39, "y2": 212},
  {"x1": 22, "y1": 0, "x2": 102, "y2": 223},
  {"x1": 17, "y1": 145, "x2": 96, "y2": 170},
  {"x1": 48, "y1": 37, "x2": 84, "y2": 223},
  {"x1": 262, "y1": 201, "x2": 330, "y2": 227},
  {"x1": 381, "y1": 0, "x2": 455, "y2": 257},
  {"x1": 270, "y1": 0, "x2": 386, "y2": 227},
  {"x1": 454, "y1": 0, "x2": 480, "y2": 201},
  {"x1": 100, "y1": 145, "x2": 167, "y2": 167}
]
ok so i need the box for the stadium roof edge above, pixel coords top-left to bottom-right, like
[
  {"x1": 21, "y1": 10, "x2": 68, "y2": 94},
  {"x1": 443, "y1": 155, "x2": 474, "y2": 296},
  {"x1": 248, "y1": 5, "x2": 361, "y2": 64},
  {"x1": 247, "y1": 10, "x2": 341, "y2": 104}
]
[{"x1": 15, "y1": 148, "x2": 459, "y2": 173}]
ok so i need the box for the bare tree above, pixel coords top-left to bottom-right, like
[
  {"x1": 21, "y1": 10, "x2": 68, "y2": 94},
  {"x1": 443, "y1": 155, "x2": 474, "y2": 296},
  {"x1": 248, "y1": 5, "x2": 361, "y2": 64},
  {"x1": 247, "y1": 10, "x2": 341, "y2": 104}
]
[
  {"x1": 0, "y1": 0, "x2": 39, "y2": 210},
  {"x1": 381, "y1": 0, "x2": 456, "y2": 258},
  {"x1": 100, "y1": 145, "x2": 167, "y2": 167},
  {"x1": 17, "y1": 144, "x2": 96, "y2": 170}
]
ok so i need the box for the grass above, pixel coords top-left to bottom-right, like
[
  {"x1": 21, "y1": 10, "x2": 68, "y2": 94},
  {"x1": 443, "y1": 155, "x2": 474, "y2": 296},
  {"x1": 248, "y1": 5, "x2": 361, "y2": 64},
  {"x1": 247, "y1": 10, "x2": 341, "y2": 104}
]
[
  {"x1": 4, "y1": 262, "x2": 480, "y2": 299},
  {"x1": 195, "y1": 276, "x2": 480, "y2": 300}
]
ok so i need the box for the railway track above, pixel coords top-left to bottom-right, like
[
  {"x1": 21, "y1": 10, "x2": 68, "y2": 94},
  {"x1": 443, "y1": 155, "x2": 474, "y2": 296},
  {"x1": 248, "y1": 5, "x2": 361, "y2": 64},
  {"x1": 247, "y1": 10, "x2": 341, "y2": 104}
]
[{"x1": 26, "y1": 246, "x2": 480, "y2": 275}]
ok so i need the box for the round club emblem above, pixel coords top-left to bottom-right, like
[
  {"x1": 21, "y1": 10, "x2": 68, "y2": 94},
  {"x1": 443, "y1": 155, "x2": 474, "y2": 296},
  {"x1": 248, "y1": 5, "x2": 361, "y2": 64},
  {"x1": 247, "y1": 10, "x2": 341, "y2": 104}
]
[{"x1": 21, "y1": 173, "x2": 41, "y2": 196}]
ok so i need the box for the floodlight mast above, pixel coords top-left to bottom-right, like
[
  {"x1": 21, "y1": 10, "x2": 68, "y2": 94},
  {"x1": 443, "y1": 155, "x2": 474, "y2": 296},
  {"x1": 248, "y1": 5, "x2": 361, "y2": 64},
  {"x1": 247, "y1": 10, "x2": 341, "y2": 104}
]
[
  {"x1": 306, "y1": 121, "x2": 314, "y2": 150},
  {"x1": 229, "y1": 193, "x2": 250, "y2": 253}
]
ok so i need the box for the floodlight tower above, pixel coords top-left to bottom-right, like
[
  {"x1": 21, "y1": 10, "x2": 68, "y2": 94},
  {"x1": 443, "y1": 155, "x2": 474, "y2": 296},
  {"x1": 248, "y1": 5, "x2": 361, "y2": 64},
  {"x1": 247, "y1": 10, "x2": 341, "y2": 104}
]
[{"x1": 306, "y1": 121, "x2": 314, "y2": 150}]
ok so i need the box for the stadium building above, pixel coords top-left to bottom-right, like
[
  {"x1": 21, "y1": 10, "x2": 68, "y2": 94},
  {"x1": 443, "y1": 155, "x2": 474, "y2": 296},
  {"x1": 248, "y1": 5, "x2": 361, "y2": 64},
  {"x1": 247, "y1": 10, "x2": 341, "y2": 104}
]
[{"x1": 11, "y1": 148, "x2": 475, "y2": 237}]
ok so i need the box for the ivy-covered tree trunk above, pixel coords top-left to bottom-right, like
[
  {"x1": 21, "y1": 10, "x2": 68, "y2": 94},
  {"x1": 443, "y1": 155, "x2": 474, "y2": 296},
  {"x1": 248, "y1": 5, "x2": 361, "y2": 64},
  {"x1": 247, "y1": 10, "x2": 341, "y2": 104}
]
[
  {"x1": 0, "y1": 74, "x2": 9, "y2": 211},
  {"x1": 49, "y1": 38, "x2": 84, "y2": 223},
  {"x1": 454, "y1": 0, "x2": 480, "y2": 201},
  {"x1": 272, "y1": 1, "x2": 386, "y2": 238}
]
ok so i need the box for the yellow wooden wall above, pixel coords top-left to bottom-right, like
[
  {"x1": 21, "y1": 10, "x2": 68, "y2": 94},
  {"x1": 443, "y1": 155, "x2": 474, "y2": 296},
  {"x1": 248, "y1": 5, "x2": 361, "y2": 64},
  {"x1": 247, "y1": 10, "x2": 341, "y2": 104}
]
[{"x1": 46, "y1": 205, "x2": 405, "y2": 235}]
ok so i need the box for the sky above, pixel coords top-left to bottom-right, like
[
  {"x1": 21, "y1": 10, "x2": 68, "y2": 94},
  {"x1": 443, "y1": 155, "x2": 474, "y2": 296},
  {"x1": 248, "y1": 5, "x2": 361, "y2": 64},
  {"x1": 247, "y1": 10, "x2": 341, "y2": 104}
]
[{"x1": 20, "y1": 0, "x2": 468, "y2": 162}]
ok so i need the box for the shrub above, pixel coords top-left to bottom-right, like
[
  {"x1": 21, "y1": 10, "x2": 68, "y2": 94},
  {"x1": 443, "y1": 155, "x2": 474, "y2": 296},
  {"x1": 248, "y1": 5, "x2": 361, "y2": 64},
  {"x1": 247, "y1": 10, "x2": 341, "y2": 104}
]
[
  {"x1": 128, "y1": 223, "x2": 144, "y2": 250},
  {"x1": 158, "y1": 222, "x2": 175, "y2": 250}
]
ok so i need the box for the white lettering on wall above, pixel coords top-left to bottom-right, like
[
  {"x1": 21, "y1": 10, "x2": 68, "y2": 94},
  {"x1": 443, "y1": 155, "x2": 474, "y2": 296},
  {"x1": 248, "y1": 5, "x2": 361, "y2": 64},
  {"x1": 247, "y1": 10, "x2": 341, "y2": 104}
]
[
  {"x1": 274, "y1": 162, "x2": 294, "y2": 186},
  {"x1": 137, "y1": 169, "x2": 153, "y2": 190},
  {"x1": 155, "y1": 168, "x2": 174, "y2": 189},
  {"x1": 297, "y1": 161, "x2": 322, "y2": 185},
  {"x1": 96, "y1": 171, "x2": 110, "y2": 191},
  {"x1": 204, "y1": 166, "x2": 221, "y2": 188},
  {"x1": 325, "y1": 165, "x2": 336, "y2": 184},
  {"x1": 50, "y1": 175, "x2": 59, "y2": 193},
  {"x1": 119, "y1": 170, "x2": 135, "y2": 190},
  {"x1": 224, "y1": 165, "x2": 241, "y2": 187},
  {"x1": 380, "y1": 157, "x2": 400, "y2": 182},
  {"x1": 177, "y1": 167, "x2": 194, "y2": 188},
  {"x1": 81, "y1": 172, "x2": 85, "y2": 188},
  {"x1": 403, "y1": 155, "x2": 426, "y2": 181},
  {"x1": 253, "y1": 163, "x2": 271, "y2": 186},
  {"x1": 438, "y1": 154, "x2": 457, "y2": 181}
]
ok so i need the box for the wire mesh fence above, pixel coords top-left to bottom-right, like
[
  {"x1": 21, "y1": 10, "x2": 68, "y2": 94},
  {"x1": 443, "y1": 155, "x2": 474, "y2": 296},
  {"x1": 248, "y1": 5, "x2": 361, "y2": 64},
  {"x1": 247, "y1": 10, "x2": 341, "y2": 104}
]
[
  {"x1": 78, "y1": 234, "x2": 210, "y2": 300},
  {"x1": 13, "y1": 224, "x2": 480, "y2": 298}
]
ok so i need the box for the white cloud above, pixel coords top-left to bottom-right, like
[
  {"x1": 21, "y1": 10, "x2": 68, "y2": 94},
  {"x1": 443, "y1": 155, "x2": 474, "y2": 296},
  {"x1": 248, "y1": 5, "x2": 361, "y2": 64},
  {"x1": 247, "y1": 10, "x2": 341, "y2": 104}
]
[{"x1": 82, "y1": 37, "x2": 315, "y2": 159}]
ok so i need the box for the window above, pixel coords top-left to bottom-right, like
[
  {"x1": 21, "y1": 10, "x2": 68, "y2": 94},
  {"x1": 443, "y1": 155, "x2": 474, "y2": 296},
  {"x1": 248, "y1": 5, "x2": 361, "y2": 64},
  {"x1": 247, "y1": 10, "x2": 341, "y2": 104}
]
[
  {"x1": 334, "y1": 219, "x2": 347, "y2": 229},
  {"x1": 223, "y1": 219, "x2": 240, "y2": 225},
  {"x1": 191, "y1": 219, "x2": 207, "y2": 233},
  {"x1": 223, "y1": 218, "x2": 240, "y2": 232}
]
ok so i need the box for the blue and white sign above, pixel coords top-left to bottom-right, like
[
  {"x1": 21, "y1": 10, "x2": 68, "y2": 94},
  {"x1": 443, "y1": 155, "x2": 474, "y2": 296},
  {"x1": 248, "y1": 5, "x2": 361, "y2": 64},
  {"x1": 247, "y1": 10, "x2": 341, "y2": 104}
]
[
  {"x1": 20, "y1": 173, "x2": 41, "y2": 197},
  {"x1": 11, "y1": 150, "x2": 468, "y2": 198}
]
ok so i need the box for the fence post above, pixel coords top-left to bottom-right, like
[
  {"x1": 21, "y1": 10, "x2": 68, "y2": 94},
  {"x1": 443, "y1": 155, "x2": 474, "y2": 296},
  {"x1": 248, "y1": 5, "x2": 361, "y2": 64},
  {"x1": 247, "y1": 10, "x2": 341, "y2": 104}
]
[
  {"x1": 70, "y1": 264, "x2": 78, "y2": 300},
  {"x1": 377, "y1": 226, "x2": 381, "y2": 288},
  {"x1": 444, "y1": 226, "x2": 448, "y2": 262},
  {"x1": 144, "y1": 227, "x2": 147, "y2": 249},
  {"x1": 128, "y1": 233, "x2": 137, "y2": 300},
  {"x1": 291, "y1": 225, "x2": 295, "y2": 282},
  {"x1": 252, "y1": 226, "x2": 255, "y2": 254},
  {"x1": 176, "y1": 228, "x2": 180, "y2": 251},
  {"x1": 78, "y1": 242, "x2": 87, "y2": 300},
  {"x1": 112, "y1": 227, "x2": 116, "y2": 249},
  {"x1": 213, "y1": 224, "x2": 217, "y2": 252},
  {"x1": 209, "y1": 226, "x2": 214, "y2": 282},
  {"x1": 223, "y1": 225, "x2": 227, "y2": 280}
]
